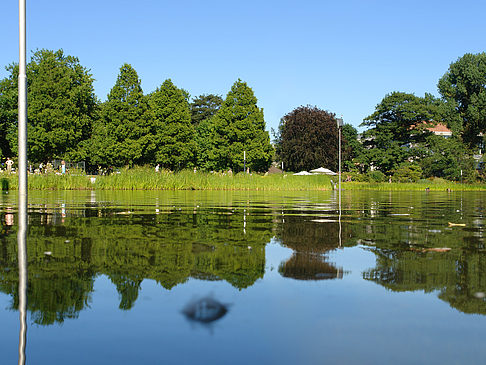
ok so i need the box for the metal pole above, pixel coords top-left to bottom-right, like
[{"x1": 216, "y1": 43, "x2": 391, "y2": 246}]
[
  {"x1": 338, "y1": 125, "x2": 341, "y2": 192},
  {"x1": 18, "y1": 0, "x2": 28, "y2": 196},
  {"x1": 244, "y1": 150, "x2": 246, "y2": 173},
  {"x1": 18, "y1": 0, "x2": 28, "y2": 364}
]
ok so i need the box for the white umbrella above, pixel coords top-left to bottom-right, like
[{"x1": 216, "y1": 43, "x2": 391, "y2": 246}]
[
  {"x1": 310, "y1": 167, "x2": 337, "y2": 175},
  {"x1": 293, "y1": 171, "x2": 313, "y2": 175}
]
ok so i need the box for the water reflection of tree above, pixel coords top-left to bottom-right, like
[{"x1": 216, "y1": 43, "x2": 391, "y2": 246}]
[
  {"x1": 274, "y1": 216, "x2": 346, "y2": 280},
  {"x1": 364, "y1": 247, "x2": 486, "y2": 315},
  {"x1": 0, "y1": 208, "x2": 273, "y2": 325},
  {"x1": 333, "y1": 191, "x2": 486, "y2": 315}
]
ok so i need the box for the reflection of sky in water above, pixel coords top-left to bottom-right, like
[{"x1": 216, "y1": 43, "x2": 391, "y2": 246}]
[
  {"x1": 12, "y1": 246, "x2": 481, "y2": 365},
  {"x1": 2, "y1": 191, "x2": 486, "y2": 363}
]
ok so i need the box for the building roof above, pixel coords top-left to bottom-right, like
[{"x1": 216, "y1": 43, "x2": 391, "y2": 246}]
[
  {"x1": 426, "y1": 123, "x2": 452, "y2": 134},
  {"x1": 410, "y1": 121, "x2": 452, "y2": 136}
]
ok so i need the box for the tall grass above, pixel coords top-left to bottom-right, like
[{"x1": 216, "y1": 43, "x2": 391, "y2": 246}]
[
  {"x1": 0, "y1": 168, "x2": 332, "y2": 191},
  {"x1": 342, "y1": 181, "x2": 486, "y2": 191},
  {"x1": 4, "y1": 168, "x2": 485, "y2": 191}
]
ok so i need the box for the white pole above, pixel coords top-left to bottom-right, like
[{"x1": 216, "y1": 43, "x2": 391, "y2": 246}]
[
  {"x1": 338, "y1": 126, "x2": 341, "y2": 193},
  {"x1": 18, "y1": 0, "x2": 28, "y2": 364}
]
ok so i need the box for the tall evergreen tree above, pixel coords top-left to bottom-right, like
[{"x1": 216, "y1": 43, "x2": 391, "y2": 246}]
[
  {"x1": 91, "y1": 64, "x2": 152, "y2": 167},
  {"x1": 150, "y1": 79, "x2": 196, "y2": 169},
  {"x1": 203, "y1": 79, "x2": 273, "y2": 172},
  {"x1": 0, "y1": 49, "x2": 97, "y2": 162},
  {"x1": 190, "y1": 94, "x2": 223, "y2": 126}
]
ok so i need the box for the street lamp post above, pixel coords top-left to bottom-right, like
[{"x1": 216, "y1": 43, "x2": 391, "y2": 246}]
[
  {"x1": 336, "y1": 115, "x2": 343, "y2": 237},
  {"x1": 336, "y1": 116, "x2": 343, "y2": 191}
]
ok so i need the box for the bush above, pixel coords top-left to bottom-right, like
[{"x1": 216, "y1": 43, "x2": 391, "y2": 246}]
[
  {"x1": 392, "y1": 163, "x2": 422, "y2": 183},
  {"x1": 346, "y1": 171, "x2": 368, "y2": 182},
  {"x1": 367, "y1": 170, "x2": 386, "y2": 183}
]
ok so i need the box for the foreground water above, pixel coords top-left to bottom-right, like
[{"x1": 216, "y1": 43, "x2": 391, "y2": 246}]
[{"x1": 1, "y1": 190, "x2": 486, "y2": 364}]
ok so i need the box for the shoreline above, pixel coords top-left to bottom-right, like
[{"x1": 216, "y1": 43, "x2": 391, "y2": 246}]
[{"x1": 1, "y1": 170, "x2": 485, "y2": 191}]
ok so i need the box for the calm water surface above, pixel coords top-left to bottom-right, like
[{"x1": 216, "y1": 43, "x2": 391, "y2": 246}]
[{"x1": 1, "y1": 190, "x2": 486, "y2": 364}]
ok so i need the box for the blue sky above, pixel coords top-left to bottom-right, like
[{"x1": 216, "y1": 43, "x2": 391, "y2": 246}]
[{"x1": 1, "y1": 0, "x2": 485, "y2": 133}]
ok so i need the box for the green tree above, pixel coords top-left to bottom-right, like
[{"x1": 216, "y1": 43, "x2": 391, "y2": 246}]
[
  {"x1": 149, "y1": 79, "x2": 196, "y2": 169},
  {"x1": 195, "y1": 117, "x2": 217, "y2": 169},
  {"x1": 0, "y1": 65, "x2": 18, "y2": 160},
  {"x1": 190, "y1": 94, "x2": 223, "y2": 126},
  {"x1": 418, "y1": 135, "x2": 475, "y2": 181},
  {"x1": 0, "y1": 49, "x2": 97, "y2": 162},
  {"x1": 361, "y1": 92, "x2": 442, "y2": 173},
  {"x1": 438, "y1": 53, "x2": 486, "y2": 145},
  {"x1": 275, "y1": 105, "x2": 338, "y2": 172},
  {"x1": 204, "y1": 79, "x2": 273, "y2": 172},
  {"x1": 91, "y1": 64, "x2": 152, "y2": 167},
  {"x1": 341, "y1": 123, "x2": 363, "y2": 171}
]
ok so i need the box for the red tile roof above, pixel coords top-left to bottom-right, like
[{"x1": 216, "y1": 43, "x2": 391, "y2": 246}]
[{"x1": 426, "y1": 123, "x2": 451, "y2": 133}]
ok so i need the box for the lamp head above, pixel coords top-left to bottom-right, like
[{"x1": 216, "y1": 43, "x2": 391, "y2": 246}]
[{"x1": 336, "y1": 115, "x2": 343, "y2": 128}]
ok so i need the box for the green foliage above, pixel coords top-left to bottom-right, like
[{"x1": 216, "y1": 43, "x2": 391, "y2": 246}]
[
  {"x1": 367, "y1": 170, "x2": 387, "y2": 183},
  {"x1": 417, "y1": 135, "x2": 472, "y2": 181},
  {"x1": 391, "y1": 163, "x2": 422, "y2": 183},
  {"x1": 90, "y1": 64, "x2": 152, "y2": 167},
  {"x1": 202, "y1": 79, "x2": 273, "y2": 172},
  {"x1": 361, "y1": 92, "x2": 443, "y2": 173},
  {"x1": 276, "y1": 105, "x2": 339, "y2": 172},
  {"x1": 190, "y1": 94, "x2": 223, "y2": 126},
  {"x1": 341, "y1": 124, "x2": 364, "y2": 171},
  {"x1": 0, "y1": 65, "x2": 17, "y2": 159},
  {"x1": 0, "y1": 49, "x2": 97, "y2": 162},
  {"x1": 150, "y1": 79, "x2": 196, "y2": 170},
  {"x1": 438, "y1": 53, "x2": 486, "y2": 145}
]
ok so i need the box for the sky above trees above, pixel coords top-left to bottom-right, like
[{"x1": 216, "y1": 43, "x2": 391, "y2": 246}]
[{"x1": 1, "y1": 0, "x2": 485, "y2": 133}]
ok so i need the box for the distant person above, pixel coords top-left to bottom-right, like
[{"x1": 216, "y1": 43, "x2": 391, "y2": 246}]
[
  {"x1": 5, "y1": 158, "x2": 13, "y2": 174},
  {"x1": 155, "y1": 164, "x2": 160, "y2": 173},
  {"x1": 61, "y1": 160, "x2": 66, "y2": 174}
]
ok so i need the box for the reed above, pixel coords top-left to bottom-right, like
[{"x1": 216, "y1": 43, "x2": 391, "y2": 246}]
[
  {"x1": 4, "y1": 168, "x2": 485, "y2": 191},
  {"x1": 342, "y1": 181, "x2": 486, "y2": 191},
  {"x1": 0, "y1": 168, "x2": 332, "y2": 191}
]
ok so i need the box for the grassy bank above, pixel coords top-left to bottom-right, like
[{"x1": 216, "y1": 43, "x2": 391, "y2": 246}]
[
  {"x1": 0, "y1": 168, "x2": 332, "y2": 191},
  {"x1": 342, "y1": 181, "x2": 486, "y2": 191}
]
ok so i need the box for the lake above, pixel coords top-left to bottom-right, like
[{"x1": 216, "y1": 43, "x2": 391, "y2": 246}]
[{"x1": 1, "y1": 190, "x2": 486, "y2": 364}]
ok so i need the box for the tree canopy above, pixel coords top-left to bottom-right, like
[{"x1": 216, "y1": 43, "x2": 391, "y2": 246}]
[
  {"x1": 90, "y1": 64, "x2": 152, "y2": 167},
  {"x1": 360, "y1": 92, "x2": 443, "y2": 173},
  {"x1": 150, "y1": 79, "x2": 196, "y2": 169},
  {"x1": 276, "y1": 105, "x2": 339, "y2": 172},
  {"x1": 190, "y1": 94, "x2": 223, "y2": 126},
  {"x1": 201, "y1": 79, "x2": 273, "y2": 172},
  {"x1": 438, "y1": 53, "x2": 486, "y2": 145},
  {"x1": 0, "y1": 49, "x2": 97, "y2": 162}
]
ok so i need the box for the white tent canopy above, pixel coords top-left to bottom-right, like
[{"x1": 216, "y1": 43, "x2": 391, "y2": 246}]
[
  {"x1": 293, "y1": 171, "x2": 313, "y2": 175},
  {"x1": 310, "y1": 167, "x2": 337, "y2": 175}
]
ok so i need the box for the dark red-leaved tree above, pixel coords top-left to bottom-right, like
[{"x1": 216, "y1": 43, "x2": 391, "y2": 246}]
[{"x1": 276, "y1": 105, "x2": 339, "y2": 172}]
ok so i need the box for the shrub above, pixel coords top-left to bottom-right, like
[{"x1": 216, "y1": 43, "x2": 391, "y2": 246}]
[
  {"x1": 392, "y1": 163, "x2": 422, "y2": 183},
  {"x1": 367, "y1": 170, "x2": 386, "y2": 183}
]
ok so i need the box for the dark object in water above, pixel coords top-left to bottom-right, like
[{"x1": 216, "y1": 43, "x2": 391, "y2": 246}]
[{"x1": 182, "y1": 296, "x2": 229, "y2": 323}]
